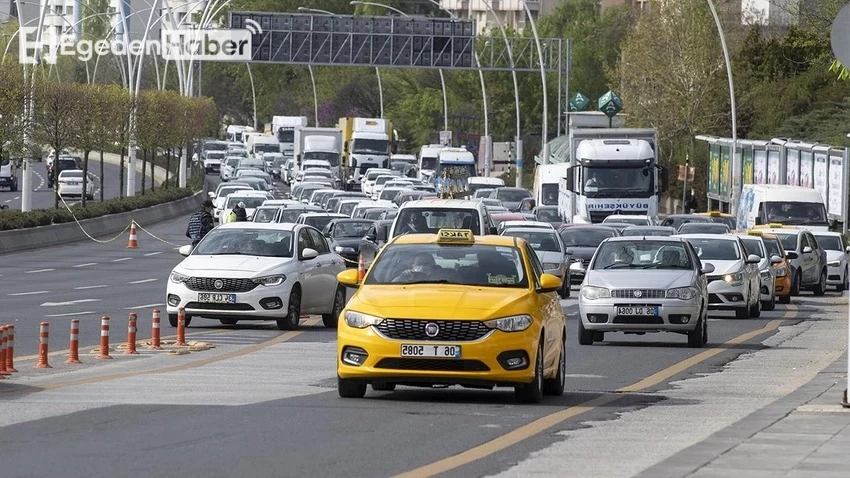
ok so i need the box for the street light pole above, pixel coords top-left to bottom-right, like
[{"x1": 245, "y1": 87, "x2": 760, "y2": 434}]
[
  {"x1": 522, "y1": 0, "x2": 548, "y2": 167},
  {"x1": 375, "y1": 67, "x2": 384, "y2": 118},
  {"x1": 246, "y1": 63, "x2": 258, "y2": 131}
]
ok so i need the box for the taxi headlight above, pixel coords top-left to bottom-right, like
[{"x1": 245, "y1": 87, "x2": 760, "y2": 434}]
[
  {"x1": 581, "y1": 286, "x2": 610, "y2": 300},
  {"x1": 827, "y1": 260, "x2": 841, "y2": 267},
  {"x1": 344, "y1": 311, "x2": 384, "y2": 328},
  {"x1": 251, "y1": 275, "x2": 286, "y2": 286},
  {"x1": 170, "y1": 272, "x2": 190, "y2": 284},
  {"x1": 666, "y1": 286, "x2": 698, "y2": 300},
  {"x1": 484, "y1": 314, "x2": 532, "y2": 332},
  {"x1": 335, "y1": 246, "x2": 356, "y2": 254},
  {"x1": 543, "y1": 262, "x2": 561, "y2": 270},
  {"x1": 775, "y1": 266, "x2": 788, "y2": 277},
  {"x1": 723, "y1": 272, "x2": 743, "y2": 285}
]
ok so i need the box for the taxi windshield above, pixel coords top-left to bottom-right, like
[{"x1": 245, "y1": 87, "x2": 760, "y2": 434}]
[
  {"x1": 366, "y1": 244, "x2": 528, "y2": 288},
  {"x1": 740, "y1": 238, "x2": 765, "y2": 258}
]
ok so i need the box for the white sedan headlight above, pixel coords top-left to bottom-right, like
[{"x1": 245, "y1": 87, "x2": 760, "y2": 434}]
[
  {"x1": 723, "y1": 272, "x2": 743, "y2": 285},
  {"x1": 170, "y1": 272, "x2": 190, "y2": 284},
  {"x1": 335, "y1": 246, "x2": 356, "y2": 254},
  {"x1": 484, "y1": 315, "x2": 532, "y2": 332},
  {"x1": 666, "y1": 286, "x2": 698, "y2": 300},
  {"x1": 251, "y1": 275, "x2": 286, "y2": 286},
  {"x1": 344, "y1": 311, "x2": 384, "y2": 328},
  {"x1": 581, "y1": 286, "x2": 610, "y2": 300},
  {"x1": 827, "y1": 260, "x2": 841, "y2": 267}
]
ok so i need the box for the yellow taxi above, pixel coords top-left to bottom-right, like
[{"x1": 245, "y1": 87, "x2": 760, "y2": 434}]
[
  {"x1": 748, "y1": 229, "x2": 792, "y2": 304},
  {"x1": 696, "y1": 211, "x2": 737, "y2": 230},
  {"x1": 335, "y1": 229, "x2": 567, "y2": 403}
]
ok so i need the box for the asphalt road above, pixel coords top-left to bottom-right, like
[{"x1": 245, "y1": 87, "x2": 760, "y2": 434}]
[
  {"x1": 0, "y1": 157, "x2": 148, "y2": 211},
  {"x1": 1, "y1": 177, "x2": 841, "y2": 477}
]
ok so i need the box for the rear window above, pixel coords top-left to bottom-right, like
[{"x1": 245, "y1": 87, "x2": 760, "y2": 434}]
[
  {"x1": 394, "y1": 208, "x2": 481, "y2": 237},
  {"x1": 740, "y1": 238, "x2": 764, "y2": 258},
  {"x1": 559, "y1": 228, "x2": 615, "y2": 247},
  {"x1": 775, "y1": 233, "x2": 798, "y2": 251}
]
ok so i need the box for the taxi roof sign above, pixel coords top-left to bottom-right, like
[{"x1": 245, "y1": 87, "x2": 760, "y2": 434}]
[
  {"x1": 747, "y1": 230, "x2": 763, "y2": 236},
  {"x1": 437, "y1": 229, "x2": 475, "y2": 244}
]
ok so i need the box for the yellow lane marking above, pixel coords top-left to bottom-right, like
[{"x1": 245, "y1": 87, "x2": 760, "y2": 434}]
[
  {"x1": 395, "y1": 306, "x2": 798, "y2": 478},
  {"x1": 18, "y1": 319, "x2": 319, "y2": 392}
]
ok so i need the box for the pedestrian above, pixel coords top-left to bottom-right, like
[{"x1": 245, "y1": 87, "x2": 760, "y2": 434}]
[
  {"x1": 186, "y1": 200, "x2": 215, "y2": 248},
  {"x1": 685, "y1": 190, "x2": 698, "y2": 214},
  {"x1": 234, "y1": 202, "x2": 248, "y2": 222}
]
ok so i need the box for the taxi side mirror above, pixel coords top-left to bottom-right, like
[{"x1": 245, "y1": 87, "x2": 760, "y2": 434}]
[
  {"x1": 537, "y1": 273, "x2": 562, "y2": 294},
  {"x1": 337, "y1": 269, "x2": 361, "y2": 288}
]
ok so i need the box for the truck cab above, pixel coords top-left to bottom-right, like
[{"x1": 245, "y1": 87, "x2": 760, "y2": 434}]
[{"x1": 340, "y1": 117, "x2": 391, "y2": 189}]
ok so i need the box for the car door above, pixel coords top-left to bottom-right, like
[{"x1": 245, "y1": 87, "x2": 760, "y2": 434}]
[
  {"x1": 524, "y1": 244, "x2": 561, "y2": 374},
  {"x1": 296, "y1": 227, "x2": 321, "y2": 312},
  {"x1": 800, "y1": 233, "x2": 816, "y2": 283},
  {"x1": 307, "y1": 227, "x2": 339, "y2": 312}
]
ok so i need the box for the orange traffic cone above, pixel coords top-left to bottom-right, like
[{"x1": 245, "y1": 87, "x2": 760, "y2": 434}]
[
  {"x1": 127, "y1": 221, "x2": 138, "y2": 249},
  {"x1": 357, "y1": 255, "x2": 366, "y2": 282}
]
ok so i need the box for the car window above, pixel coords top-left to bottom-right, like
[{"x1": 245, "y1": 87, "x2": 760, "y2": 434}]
[
  {"x1": 394, "y1": 208, "x2": 481, "y2": 236},
  {"x1": 332, "y1": 221, "x2": 373, "y2": 238},
  {"x1": 298, "y1": 229, "x2": 314, "y2": 255},
  {"x1": 502, "y1": 230, "x2": 561, "y2": 252},
  {"x1": 814, "y1": 235, "x2": 842, "y2": 251},
  {"x1": 763, "y1": 238, "x2": 782, "y2": 258},
  {"x1": 740, "y1": 238, "x2": 765, "y2": 258},
  {"x1": 593, "y1": 241, "x2": 693, "y2": 270},
  {"x1": 686, "y1": 239, "x2": 741, "y2": 261},
  {"x1": 366, "y1": 244, "x2": 528, "y2": 288},
  {"x1": 559, "y1": 228, "x2": 615, "y2": 247},
  {"x1": 252, "y1": 208, "x2": 278, "y2": 223},
  {"x1": 524, "y1": 243, "x2": 543, "y2": 289},
  {"x1": 497, "y1": 189, "x2": 531, "y2": 202},
  {"x1": 308, "y1": 228, "x2": 330, "y2": 254},
  {"x1": 775, "y1": 233, "x2": 798, "y2": 251}
]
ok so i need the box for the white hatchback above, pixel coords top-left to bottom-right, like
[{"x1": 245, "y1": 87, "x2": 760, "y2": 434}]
[
  {"x1": 57, "y1": 170, "x2": 96, "y2": 199},
  {"x1": 167, "y1": 223, "x2": 347, "y2": 330}
]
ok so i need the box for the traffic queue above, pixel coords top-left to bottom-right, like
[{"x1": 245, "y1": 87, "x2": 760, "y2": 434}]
[{"x1": 170, "y1": 151, "x2": 849, "y2": 403}]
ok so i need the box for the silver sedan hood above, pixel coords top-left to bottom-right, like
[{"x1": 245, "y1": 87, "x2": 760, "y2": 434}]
[{"x1": 586, "y1": 269, "x2": 696, "y2": 290}]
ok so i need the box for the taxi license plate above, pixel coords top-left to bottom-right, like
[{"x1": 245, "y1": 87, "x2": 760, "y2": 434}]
[
  {"x1": 617, "y1": 306, "x2": 658, "y2": 316},
  {"x1": 401, "y1": 344, "x2": 461, "y2": 358},
  {"x1": 198, "y1": 293, "x2": 236, "y2": 304}
]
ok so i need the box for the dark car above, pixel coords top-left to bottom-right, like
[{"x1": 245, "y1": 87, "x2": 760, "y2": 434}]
[
  {"x1": 359, "y1": 219, "x2": 393, "y2": 270},
  {"x1": 559, "y1": 225, "x2": 621, "y2": 284},
  {"x1": 489, "y1": 187, "x2": 532, "y2": 212},
  {"x1": 533, "y1": 205, "x2": 561, "y2": 227},
  {"x1": 622, "y1": 226, "x2": 677, "y2": 237},
  {"x1": 324, "y1": 218, "x2": 375, "y2": 266},
  {"x1": 660, "y1": 214, "x2": 713, "y2": 231},
  {"x1": 324, "y1": 192, "x2": 367, "y2": 212}
]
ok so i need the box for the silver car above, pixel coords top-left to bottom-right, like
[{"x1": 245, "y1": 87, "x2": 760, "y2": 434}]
[
  {"x1": 500, "y1": 227, "x2": 572, "y2": 298},
  {"x1": 578, "y1": 236, "x2": 711, "y2": 348},
  {"x1": 737, "y1": 234, "x2": 782, "y2": 311}
]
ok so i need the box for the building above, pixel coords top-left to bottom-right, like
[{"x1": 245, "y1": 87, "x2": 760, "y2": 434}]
[
  {"x1": 0, "y1": 0, "x2": 13, "y2": 21},
  {"x1": 439, "y1": 0, "x2": 559, "y2": 35},
  {"x1": 741, "y1": 0, "x2": 799, "y2": 26}
]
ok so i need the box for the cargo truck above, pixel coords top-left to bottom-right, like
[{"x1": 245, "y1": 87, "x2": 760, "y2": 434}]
[
  {"x1": 339, "y1": 117, "x2": 392, "y2": 190},
  {"x1": 272, "y1": 116, "x2": 309, "y2": 155},
  {"x1": 294, "y1": 127, "x2": 343, "y2": 178}
]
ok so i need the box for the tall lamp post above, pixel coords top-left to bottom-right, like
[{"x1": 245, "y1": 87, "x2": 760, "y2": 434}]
[{"x1": 521, "y1": 0, "x2": 548, "y2": 166}]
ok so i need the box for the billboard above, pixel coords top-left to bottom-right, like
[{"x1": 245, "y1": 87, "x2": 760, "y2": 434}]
[
  {"x1": 813, "y1": 151, "x2": 828, "y2": 207},
  {"x1": 708, "y1": 144, "x2": 720, "y2": 195},
  {"x1": 768, "y1": 149, "x2": 780, "y2": 184},
  {"x1": 719, "y1": 145, "x2": 730, "y2": 197},
  {"x1": 785, "y1": 149, "x2": 799, "y2": 186},
  {"x1": 742, "y1": 147, "x2": 753, "y2": 185},
  {"x1": 799, "y1": 150, "x2": 813, "y2": 189},
  {"x1": 754, "y1": 149, "x2": 767, "y2": 184},
  {"x1": 829, "y1": 154, "x2": 845, "y2": 217}
]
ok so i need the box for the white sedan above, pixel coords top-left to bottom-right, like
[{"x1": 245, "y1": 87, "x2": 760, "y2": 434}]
[
  {"x1": 57, "y1": 170, "x2": 96, "y2": 199},
  {"x1": 167, "y1": 223, "x2": 347, "y2": 330}
]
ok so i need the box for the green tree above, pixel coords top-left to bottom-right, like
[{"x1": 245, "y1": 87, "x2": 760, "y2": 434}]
[
  {"x1": 0, "y1": 63, "x2": 27, "y2": 161},
  {"x1": 32, "y1": 80, "x2": 83, "y2": 208},
  {"x1": 69, "y1": 84, "x2": 99, "y2": 207}
]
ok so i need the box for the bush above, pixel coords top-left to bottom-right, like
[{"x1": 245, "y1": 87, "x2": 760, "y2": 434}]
[{"x1": 0, "y1": 186, "x2": 197, "y2": 231}]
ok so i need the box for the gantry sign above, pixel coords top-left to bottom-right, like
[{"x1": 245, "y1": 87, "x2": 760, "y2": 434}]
[{"x1": 228, "y1": 11, "x2": 568, "y2": 74}]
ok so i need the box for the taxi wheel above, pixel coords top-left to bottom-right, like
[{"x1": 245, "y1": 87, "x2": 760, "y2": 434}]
[
  {"x1": 543, "y1": 333, "x2": 566, "y2": 396},
  {"x1": 338, "y1": 376, "x2": 367, "y2": 398},
  {"x1": 687, "y1": 310, "x2": 707, "y2": 348},
  {"x1": 277, "y1": 287, "x2": 301, "y2": 331},
  {"x1": 515, "y1": 341, "x2": 544, "y2": 404},
  {"x1": 778, "y1": 294, "x2": 791, "y2": 304},
  {"x1": 322, "y1": 286, "x2": 345, "y2": 329},
  {"x1": 762, "y1": 293, "x2": 776, "y2": 311},
  {"x1": 813, "y1": 270, "x2": 827, "y2": 296},
  {"x1": 559, "y1": 279, "x2": 570, "y2": 299},
  {"x1": 791, "y1": 274, "x2": 801, "y2": 295},
  {"x1": 577, "y1": 321, "x2": 594, "y2": 346}
]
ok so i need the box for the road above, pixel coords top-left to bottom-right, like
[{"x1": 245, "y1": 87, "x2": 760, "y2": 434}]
[
  {"x1": 0, "y1": 180, "x2": 844, "y2": 476},
  {"x1": 0, "y1": 157, "x2": 152, "y2": 211}
]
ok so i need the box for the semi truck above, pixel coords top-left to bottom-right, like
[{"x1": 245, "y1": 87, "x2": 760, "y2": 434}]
[
  {"x1": 339, "y1": 117, "x2": 392, "y2": 189},
  {"x1": 272, "y1": 116, "x2": 309, "y2": 156},
  {"x1": 294, "y1": 127, "x2": 343, "y2": 178},
  {"x1": 557, "y1": 114, "x2": 668, "y2": 223}
]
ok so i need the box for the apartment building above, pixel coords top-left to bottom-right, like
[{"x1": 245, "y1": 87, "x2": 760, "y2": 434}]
[{"x1": 439, "y1": 0, "x2": 559, "y2": 34}]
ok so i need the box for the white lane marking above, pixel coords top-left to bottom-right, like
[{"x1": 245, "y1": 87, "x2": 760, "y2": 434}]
[
  {"x1": 41, "y1": 298, "x2": 102, "y2": 307},
  {"x1": 128, "y1": 278, "x2": 158, "y2": 284},
  {"x1": 3, "y1": 199, "x2": 12, "y2": 203},
  {"x1": 565, "y1": 374, "x2": 607, "y2": 379},
  {"x1": 13, "y1": 196, "x2": 20, "y2": 200},
  {"x1": 45, "y1": 311, "x2": 96, "y2": 317},
  {"x1": 26, "y1": 268, "x2": 55, "y2": 274},
  {"x1": 74, "y1": 262, "x2": 97, "y2": 268},
  {"x1": 8, "y1": 290, "x2": 51, "y2": 296},
  {"x1": 111, "y1": 257, "x2": 132, "y2": 262},
  {"x1": 34, "y1": 171, "x2": 44, "y2": 189},
  {"x1": 125, "y1": 303, "x2": 163, "y2": 310},
  {"x1": 74, "y1": 285, "x2": 109, "y2": 290},
  {"x1": 144, "y1": 252, "x2": 163, "y2": 256}
]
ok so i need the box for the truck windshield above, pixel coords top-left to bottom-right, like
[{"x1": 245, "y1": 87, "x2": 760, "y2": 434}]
[
  {"x1": 304, "y1": 151, "x2": 340, "y2": 167},
  {"x1": 420, "y1": 157, "x2": 437, "y2": 170},
  {"x1": 764, "y1": 201, "x2": 828, "y2": 226},
  {"x1": 540, "y1": 184, "x2": 559, "y2": 205},
  {"x1": 582, "y1": 165, "x2": 653, "y2": 198},
  {"x1": 277, "y1": 129, "x2": 295, "y2": 143},
  {"x1": 352, "y1": 139, "x2": 388, "y2": 154}
]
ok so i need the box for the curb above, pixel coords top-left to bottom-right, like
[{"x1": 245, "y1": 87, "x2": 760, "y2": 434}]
[{"x1": 0, "y1": 191, "x2": 205, "y2": 255}]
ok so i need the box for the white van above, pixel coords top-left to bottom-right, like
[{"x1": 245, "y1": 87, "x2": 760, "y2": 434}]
[
  {"x1": 389, "y1": 199, "x2": 495, "y2": 239},
  {"x1": 737, "y1": 184, "x2": 829, "y2": 232},
  {"x1": 533, "y1": 163, "x2": 569, "y2": 207},
  {"x1": 418, "y1": 144, "x2": 445, "y2": 182}
]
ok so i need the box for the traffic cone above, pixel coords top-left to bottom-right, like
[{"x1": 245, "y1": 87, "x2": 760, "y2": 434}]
[
  {"x1": 127, "y1": 221, "x2": 138, "y2": 249},
  {"x1": 357, "y1": 255, "x2": 366, "y2": 283}
]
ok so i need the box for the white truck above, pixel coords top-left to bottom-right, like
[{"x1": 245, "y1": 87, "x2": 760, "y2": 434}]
[
  {"x1": 226, "y1": 125, "x2": 253, "y2": 142},
  {"x1": 272, "y1": 116, "x2": 309, "y2": 157},
  {"x1": 339, "y1": 117, "x2": 392, "y2": 189},
  {"x1": 294, "y1": 127, "x2": 343, "y2": 179},
  {"x1": 246, "y1": 134, "x2": 281, "y2": 160},
  {"x1": 558, "y1": 126, "x2": 668, "y2": 224},
  {"x1": 417, "y1": 144, "x2": 445, "y2": 183},
  {"x1": 534, "y1": 163, "x2": 569, "y2": 208}
]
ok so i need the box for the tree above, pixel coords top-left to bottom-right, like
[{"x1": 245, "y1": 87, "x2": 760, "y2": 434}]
[
  {"x1": 70, "y1": 84, "x2": 100, "y2": 207},
  {"x1": 32, "y1": 80, "x2": 83, "y2": 208},
  {"x1": 0, "y1": 63, "x2": 28, "y2": 161}
]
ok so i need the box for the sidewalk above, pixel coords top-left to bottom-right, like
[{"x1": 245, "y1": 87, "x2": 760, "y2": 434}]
[{"x1": 639, "y1": 353, "x2": 850, "y2": 478}]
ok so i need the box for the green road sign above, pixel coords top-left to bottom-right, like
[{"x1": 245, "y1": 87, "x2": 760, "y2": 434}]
[
  {"x1": 597, "y1": 90, "x2": 622, "y2": 118},
  {"x1": 568, "y1": 92, "x2": 590, "y2": 112}
]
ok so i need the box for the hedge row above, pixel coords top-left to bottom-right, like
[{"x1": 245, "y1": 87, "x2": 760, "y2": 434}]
[{"x1": 0, "y1": 183, "x2": 201, "y2": 231}]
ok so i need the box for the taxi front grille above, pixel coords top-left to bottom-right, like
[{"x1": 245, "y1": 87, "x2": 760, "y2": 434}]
[
  {"x1": 375, "y1": 358, "x2": 490, "y2": 372},
  {"x1": 375, "y1": 319, "x2": 491, "y2": 342},
  {"x1": 186, "y1": 277, "x2": 258, "y2": 293},
  {"x1": 611, "y1": 289, "x2": 666, "y2": 299}
]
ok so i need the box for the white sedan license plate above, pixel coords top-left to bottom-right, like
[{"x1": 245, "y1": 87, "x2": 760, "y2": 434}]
[
  {"x1": 198, "y1": 293, "x2": 236, "y2": 304},
  {"x1": 617, "y1": 306, "x2": 658, "y2": 316},
  {"x1": 401, "y1": 344, "x2": 461, "y2": 358}
]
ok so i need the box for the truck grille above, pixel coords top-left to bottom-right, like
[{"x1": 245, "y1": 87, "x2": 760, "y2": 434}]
[
  {"x1": 611, "y1": 289, "x2": 666, "y2": 299},
  {"x1": 186, "y1": 277, "x2": 258, "y2": 293},
  {"x1": 375, "y1": 319, "x2": 491, "y2": 341}
]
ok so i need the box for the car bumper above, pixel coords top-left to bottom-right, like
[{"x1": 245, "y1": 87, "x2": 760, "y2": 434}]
[
  {"x1": 759, "y1": 274, "x2": 774, "y2": 301},
  {"x1": 827, "y1": 264, "x2": 846, "y2": 285},
  {"x1": 337, "y1": 322, "x2": 540, "y2": 386},
  {"x1": 706, "y1": 280, "x2": 748, "y2": 309},
  {"x1": 578, "y1": 297, "x2": 701, "y2": 333},
  {"x1": 204, "y1": 162, "x2": 221, "y2": 172},
  {"x1": 0, "y1": 177, "x2": 15, "y2": 186},
  {"x1": 165, "y1": 279, "x2": 293, "y2": 319}
]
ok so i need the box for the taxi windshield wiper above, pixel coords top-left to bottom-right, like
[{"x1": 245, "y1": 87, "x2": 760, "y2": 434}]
[{"x1": 400, "y1": 279, "x2": 452, "y2": 285}]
